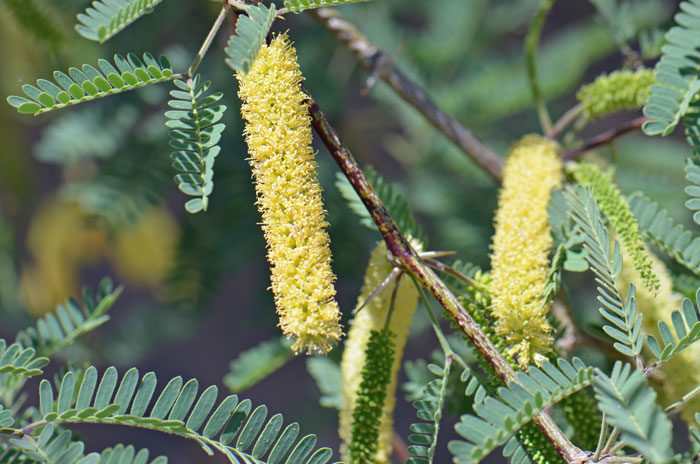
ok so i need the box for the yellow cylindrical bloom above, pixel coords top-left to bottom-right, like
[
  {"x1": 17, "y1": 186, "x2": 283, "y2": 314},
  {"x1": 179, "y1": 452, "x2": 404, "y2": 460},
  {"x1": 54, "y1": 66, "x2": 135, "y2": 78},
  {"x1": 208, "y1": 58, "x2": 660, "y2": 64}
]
[
  {"x1": 237, "y1": 34, "x2": 342, "y2": 354},
  {"x1": 490, "y1": 134, "x2": 563, "y2": 367},
  {"x1": 618, "y1": 245, "x2": 700, "y2": 423},
  {"x1": 339, "y1": 240, "x2": 420, "y2": 464}
]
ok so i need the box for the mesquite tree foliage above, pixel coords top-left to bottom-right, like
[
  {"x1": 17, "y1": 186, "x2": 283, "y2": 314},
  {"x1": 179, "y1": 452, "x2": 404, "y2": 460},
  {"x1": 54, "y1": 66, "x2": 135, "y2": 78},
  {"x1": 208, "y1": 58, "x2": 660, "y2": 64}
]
[{"x1": 3, "y1": 1, "x2": 700, "y2": 464}]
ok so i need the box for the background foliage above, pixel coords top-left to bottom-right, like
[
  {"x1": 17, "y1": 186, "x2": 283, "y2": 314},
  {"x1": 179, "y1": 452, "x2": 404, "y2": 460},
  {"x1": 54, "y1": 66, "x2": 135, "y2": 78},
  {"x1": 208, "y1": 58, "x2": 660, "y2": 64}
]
[{"x1": 0, "y1": 0, "x2": 693, "y2": 462}]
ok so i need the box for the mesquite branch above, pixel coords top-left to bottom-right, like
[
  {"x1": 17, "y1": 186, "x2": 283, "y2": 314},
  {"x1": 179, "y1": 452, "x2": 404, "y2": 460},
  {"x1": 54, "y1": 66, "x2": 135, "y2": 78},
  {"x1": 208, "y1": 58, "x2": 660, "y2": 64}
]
[
  {"x1": 306, "y1": 92, "x2": 589, "y2": 464},
  {"x1": 562, "y1": 116, "x2": 648, "y2": 160},
  {"x1": 310, "y1": 7, "x2": 504, "y2": 184}
]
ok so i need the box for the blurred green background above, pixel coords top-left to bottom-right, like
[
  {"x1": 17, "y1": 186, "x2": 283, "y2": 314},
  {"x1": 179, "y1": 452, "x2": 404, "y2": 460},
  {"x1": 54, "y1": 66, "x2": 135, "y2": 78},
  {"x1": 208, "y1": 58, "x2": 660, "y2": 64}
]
[{"x1": 0, "y1": 0, "x2": 690, "y2": 461}]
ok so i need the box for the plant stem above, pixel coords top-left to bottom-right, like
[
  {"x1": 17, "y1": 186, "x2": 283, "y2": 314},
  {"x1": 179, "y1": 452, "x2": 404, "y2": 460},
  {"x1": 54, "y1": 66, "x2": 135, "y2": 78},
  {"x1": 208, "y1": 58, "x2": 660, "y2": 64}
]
[
  {"x1": 602, "y1": 427, "x2": 619, "y2": 455},
  {"x1": 664, "y1": 383, "x2": 700, "y2": 416},
  {"x1": 423, "y1": 258, "x2": 479, "y2": 288},
  {"x1": 309, "y1": 7, "x2": 504, "y2": 184},
  {"x1": 561, "y1": 117, "x2": 648, "y2": 161},
  {"x1": 412, "y1": 275, "x2": 466, "y2": 369},
  {"x1": 307, "y1": 93, "x2": 586, "y2": 464},
  {"x1": 549, "y1": 104, "x2": 584, "y2": 139},
  {"x1": 188, "y1": 4, "x2": 230, "y2": 77},
  {"x1": 593, "y1": 413, "x2": 607, "y2": 461},
  {"x1": 526, "y1": 0, "x2": 556, "y2": 134}
]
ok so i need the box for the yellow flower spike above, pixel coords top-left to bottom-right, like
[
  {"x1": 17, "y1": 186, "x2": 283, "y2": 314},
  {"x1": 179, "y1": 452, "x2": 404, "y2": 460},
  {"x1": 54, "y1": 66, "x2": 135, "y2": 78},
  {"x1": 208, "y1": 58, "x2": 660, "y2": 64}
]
[
  {"x1": 339, "y1": 240, "x2": 421, "y2": 464},
  {"x1": 490, "y1": 134, "x2": 563, "y2": 367},
  {"x1": 237, "y1": 34, "x2": 342, "y2": 354},
  {"x1": 617, "y1": 245, "x2": 700, "y2": 423}
]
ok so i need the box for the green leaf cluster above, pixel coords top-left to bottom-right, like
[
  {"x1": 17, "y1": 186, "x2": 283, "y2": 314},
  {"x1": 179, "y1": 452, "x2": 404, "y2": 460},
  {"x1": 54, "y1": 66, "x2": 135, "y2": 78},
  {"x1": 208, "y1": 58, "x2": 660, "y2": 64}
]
[
  {"x1": 7, "y1": 53, "x2": 174, "y2": 116},
  {"x1": 573, "y1": 162, "x2": 659, "y2": 294},
  {"x1": 284, "y1": 0, "x2": 371, "y2": 13},
  {"x1": 224, "y1": 3, "x2": 277, "y2": 75},
  {"x1": 643, "y1": 0, "x2": 700, "y2": 136},
  {"x1": 449, "y1": 358, "x2": 592, "y2": 464},
  {"x1": 593, "y1": 362, "x2": 673, "y2": 464},
  {"x1": 76, "y1": 0, "x2": 165, "y2": 43},
  {"x1": 39, "y1": 366, "x2": 337, "y2": 464},
  {"x1": 564, "y1": 185, "x2": 643, "y2": 357},
  {"x1": 166, "y1": 75, "x2": 227, "y2": 214}
]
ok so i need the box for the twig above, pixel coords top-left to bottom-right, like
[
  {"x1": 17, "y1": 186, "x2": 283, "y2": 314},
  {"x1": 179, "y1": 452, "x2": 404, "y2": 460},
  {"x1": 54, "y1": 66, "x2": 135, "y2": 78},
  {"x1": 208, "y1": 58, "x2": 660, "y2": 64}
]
[
  {"x1": 309, "y1": 7, "x2": 504, "y2": 184},
  {"x1": 306, "y1": 92, "x2": 586, "y2": 464},
  {"x1": 561, "y1": 117, "x2": 648, "y2": 161},
  {"x1": 526, "y1": 0, "x2": 556, "y2": 134},
  {"x1": 423, "y1": 258, "x2": 479, "y2": 288},
  {"x1": 353, "y1": 267, "x2": 400, "y2": 315},
  {"x1": 188, "y1": 4, "x2": 231, "y2": 77},
  {"x1": 549, "y1": 103, "x2": 584, "y2": 139}
]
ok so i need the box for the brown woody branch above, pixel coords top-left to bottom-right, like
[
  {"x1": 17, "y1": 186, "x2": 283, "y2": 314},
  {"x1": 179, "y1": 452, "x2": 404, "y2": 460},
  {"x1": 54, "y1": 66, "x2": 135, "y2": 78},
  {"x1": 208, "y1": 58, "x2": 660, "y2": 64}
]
[
  {"x1": 561, "y1": 117, "x2": 648, "y2": 161},
  {"x1": 309, "y1": 7, "x2": 504, "y2": 184},
  {"x1": 306, "y1": 92, "x2": 589, "y2": 464}
]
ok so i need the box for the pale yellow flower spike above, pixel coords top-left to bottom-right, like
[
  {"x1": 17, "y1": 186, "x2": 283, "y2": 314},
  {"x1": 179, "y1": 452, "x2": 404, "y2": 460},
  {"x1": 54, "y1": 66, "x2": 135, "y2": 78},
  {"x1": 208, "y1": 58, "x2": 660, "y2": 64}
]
[
  {"x1": 618, "y1": 245, "x2": 700, "y2": 424},
  {"x1": 490, "y1": 134, "x2": 563, "y2": 367},
  {"x1": 339, "y1": 240, "x2": 421, "y2": 464},
  {"x1": 237, "y1": 34, "x2": 342, "y2": 354}
]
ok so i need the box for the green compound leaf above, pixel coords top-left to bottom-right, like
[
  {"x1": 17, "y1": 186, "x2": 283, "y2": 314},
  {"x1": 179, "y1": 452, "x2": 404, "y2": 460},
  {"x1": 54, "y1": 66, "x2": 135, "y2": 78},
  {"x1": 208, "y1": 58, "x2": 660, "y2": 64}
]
[
  {"x1": 6, "y1": 53, "x2": 175, "y2": 116},
  {"x1": 406, "y1": 359, "x2": 452, "y2": 464},
  {"x1": 593, "y1": 362, "x2": 673, "y2": 464},
  {"x1": 15, "y1": 277, "x2": 122, "y2": 358},
  {"x1": 628, "y1": 192, "x2": 700, "y2": 276},
  {"x1": 573, "y1": 162, "x2": 659, "y2": 294},
  {"x1": 166, "y1": 75, "x2": 227, "y2": 214},
  {"x1": 223, "y1": 336, "x2": 293, "y2": 393},
  {"x1": 691, "y1": 413, "x2": 700, "y2": 453},
  {"x1": 448, "y1": 358, "x2": 592, "y2": 464},
  {"x1": 564, "y1": 186, "x2": 644, "y2": 358},
  {"x1": 0, "y1": 404, "x2": 14, "y2": 428},
  {"x1": 5, "y1": 0, "x2": 66, "y2": 47},
  {"x1": 76, "y1": 0, "x2": 166, "y2": 43},
  {"x1": 283, "y1": 0, "x2": 371, "y2": 13},
  {"x1": 224, "y1": 3, "x2": 277, "y2": 74},
  {"x1": 685, "y1": 159, "x2": 700, "y2": 226},
  {"x1": 0, "y1": 339, "x2": 49, "y2": 378},
  {"x1": 39, "y1": 367, "x2": 337, "y2": 464},
  {"x1": 306, "y1": 356, "x2": 343, "y2": 409},
  {"x1": 335, "y1": 168, "x2": 423, "y2": 243},
  {"x1": 643, "y1": 0, "x2": 700, "y2": 136},
  {"x1": 646, "y1": 287, "x2": 700, "y2": 362},
  {"x1": 8, "y1": 422, "x2": 167, "y2": 464}
]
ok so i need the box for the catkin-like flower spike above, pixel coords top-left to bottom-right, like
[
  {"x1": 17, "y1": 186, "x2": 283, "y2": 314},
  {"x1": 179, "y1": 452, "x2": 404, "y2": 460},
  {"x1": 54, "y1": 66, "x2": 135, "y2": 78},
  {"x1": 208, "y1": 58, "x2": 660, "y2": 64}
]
[
  {"x1": 237, "y1": 34, "x2": 342, "y2": 354},
  {"x1": 490, "y1": 134, "x2": 563, "y2": 367},
  {"x1": 576, "y1": 68, "x2": 655, "y2": 120},
  {"x1": 573, "y1": 162, "x2": 660, "y2": 295},
  {"x1": 340, "y1": 240, "x2": 421, "y2": 464}
]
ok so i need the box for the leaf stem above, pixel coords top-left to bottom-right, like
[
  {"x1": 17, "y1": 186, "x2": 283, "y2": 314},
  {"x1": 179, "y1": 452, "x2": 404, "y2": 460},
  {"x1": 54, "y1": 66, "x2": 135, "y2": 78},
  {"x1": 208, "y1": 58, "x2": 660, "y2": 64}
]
[
  {"x1": 526, "y1": 0, "x2": 556, "y2": 134},
  {"x1": 561, "y1": 117, "x2": 648, "y2": 161},
  {"x1": 411, "y1": 274, "x2": 465, "y2": 369},
  {"x1": 593, "y1": 413, "x2": 607, "y2": 461},
  {"x1": 664, "y1": 383, "x2": 700, "y2": 416},
  {"x1": 307, "y1": 92, "x2": 586, "y2": 464},
  {"x1": 602, "y1": 427, "x2": 619, "y2": 455},
  {"x1": 188, "y1": 4, "x2": 230, "y2": 77},
  {"x1": 549, "y1": 103, "x2": 584, "y2": 139}
]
